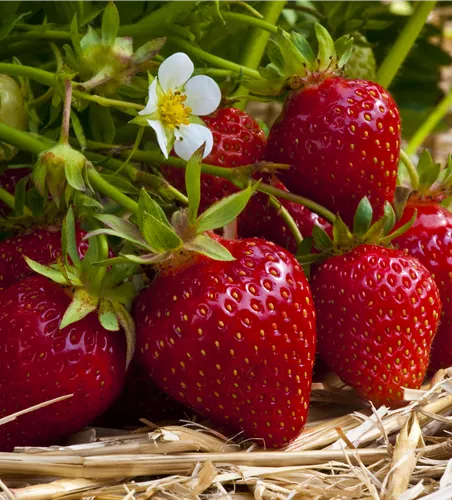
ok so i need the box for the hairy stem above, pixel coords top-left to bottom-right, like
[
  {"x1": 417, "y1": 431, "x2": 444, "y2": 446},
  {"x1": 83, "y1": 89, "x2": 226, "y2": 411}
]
[
  {"x1": 376, "y1": 1, "x2": 436, "y2": 88},
  {"x1": 400, "y1": 149, "x2": 420, "y2": 190},
  {"x1": 166, "y1": 36, "x2": 261, "y2": 79},
  {"x1": 233, "y1": 1, "x2": 286, "y2": 109},
  {"x1": 60, "y1": 80, "x2": 72, "y2": 145},
  {"x1": 406, "y1": 89, "x2": 452, "y2": 156},
  {"x1": 222, "y1": 11, "x2": 279, "y2": 34},
  {"x1": 0, "y1": 187, "x2": 16, "y2": 210},
  {"x1": 269, "y1": 196, "x2": 303, "y2": 246}
]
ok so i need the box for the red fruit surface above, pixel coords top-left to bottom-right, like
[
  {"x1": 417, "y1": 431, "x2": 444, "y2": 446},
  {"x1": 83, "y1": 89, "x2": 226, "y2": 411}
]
[
  {"x1": 0, "y1": 167, "x2": 29, "y2": 213},
  {"x1": 311, "y1": 244, "x2": 441, "y2": 406},
  {"x1": 393, "y1": 202, "x2": 452, "y2": 372},
  {"x1": 266, "y1": 77, "x2": 401, "y2": 226},
  {"x1": 133, "y1": 238, "x2": 316, "y2": 448},
  {"x1": 0, "y1": 226, "x2": 88, "y2": 289},
  {"x1": 96, "y1": 362, "x2": 188, "y2": 428},
  {"x1": 0, "y1": 274, "x2": 126, "y2": 450},
  {"x1": 239, "y1": 178, "x2": 332, "y2": 253},
  {"x1": 161, "y1": 107, "x2": 267, "y2": 213}
]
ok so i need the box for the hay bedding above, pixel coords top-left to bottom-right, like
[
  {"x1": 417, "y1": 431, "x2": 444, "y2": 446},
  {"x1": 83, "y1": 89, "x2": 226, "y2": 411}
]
[{"x1": 1, "y1": 372, "x2": 452, "y2": 500}]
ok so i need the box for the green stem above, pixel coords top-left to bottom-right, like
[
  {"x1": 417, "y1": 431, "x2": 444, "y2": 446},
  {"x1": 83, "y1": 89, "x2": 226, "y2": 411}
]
[
  {"x1": 376, "y1": 1, "x2": 436, "y2": 88},
  {"x1": 87, "y1": 168, "x2": 138, "y2": 215},
  {"x1": 257, "y1": 183, "x2": 336, "y2": 224},
  {"x1": 406, "y1": 89, "x2": 452, "y2": 156},
  {"x1": 0, "y1": 63, "x2": 142, "y2": 111},
  {"x1": 233, "y1": 1, "x2": 286, "y2": 109},
  {"x1": 166, "y1": 36, "x2": 261, "y2": 80},
  {"x1": 114, "y1": 128, "x2": 144, "y2": 177},
  {"x1": 269, "y1": 196, "x2": 303, "y2": 246},
  {"x1": 5, "y1": 29, "x2": 71, "y2": 44},
  {"x1": 0, "y1": 188, "x2": 16, "y2": 210},
  {"x1": 222, "y1": 11, "x2": 279, "y2": 34},
  {"x1": 399, "y1": 149, "x2": 420, "y2": 190},
  {"x1": 0, "y1": 123, "x2": 140, "y2": 214}
]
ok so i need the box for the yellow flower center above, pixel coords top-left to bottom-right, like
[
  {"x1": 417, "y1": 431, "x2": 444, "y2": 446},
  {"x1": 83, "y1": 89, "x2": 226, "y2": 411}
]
[{"x1": 159, "y1": 90, "x2": 192, "y2": 129}]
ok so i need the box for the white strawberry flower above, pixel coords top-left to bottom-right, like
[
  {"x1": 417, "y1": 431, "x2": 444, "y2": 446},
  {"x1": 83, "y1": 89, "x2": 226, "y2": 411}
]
[{"x1": 139, "y1": 52, "x2": 221, "y2": 161}]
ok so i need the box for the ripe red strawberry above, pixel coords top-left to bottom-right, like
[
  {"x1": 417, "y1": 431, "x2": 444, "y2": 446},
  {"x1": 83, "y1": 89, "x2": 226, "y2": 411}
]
[
  {"x1": 0, "y1": 274, "x2": 126, "y2": 450},
  {"x1": 161, "y1": 107, "x2": 267, "y2": 213},
  {"x1": 393, "y1": 202, "x2": 452, "y2": 372},
  {"x1": 0, "y1": 167, "x2": 29, "y2": 213},
  {"x1": 266, "y1": 77, "x2": 401, "y2": 226},
  {"x1": 133, "y1": 237, "x2": 316, "y2": 448},
  {"x1": 311, "y1": 244, "x2": 441, "y2": 406},
  {"x1": 96, "y1": 362, "x2": 189, "y2": 428},
  {"x1": 239, "y1": 177, "x2": 332, "y2": 253},
  {"x1": 0, "y1": 226, "x2": 88, "y2": 289}
]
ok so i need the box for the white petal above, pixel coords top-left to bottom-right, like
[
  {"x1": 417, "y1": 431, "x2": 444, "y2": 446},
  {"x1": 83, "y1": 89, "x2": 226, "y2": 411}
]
[
  {"x1": 139, "y1": 79, "x2": 159, "y2": 116},
  {"x1": 158, "y1": 52, "x2": 194, "y2": 93},
  {"x1": 184, "y1": 75, "x2": 222, "y2": 116},
  {"x1": 147, "y1": 119, "x2": 169, "y2": 159},
  {"x1": 173, "y1": 123, "x2": 213, "y2": 161}
]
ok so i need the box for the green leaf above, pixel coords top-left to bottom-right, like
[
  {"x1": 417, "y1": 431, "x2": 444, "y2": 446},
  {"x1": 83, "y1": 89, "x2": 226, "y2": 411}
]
[
  {"x1": 315, "y1": 23, "x2": 336, "y2": 72},
  {"x1": 74, "y1": 192, "x2": 103, "y2": 211},
  {"x1": 419, "y1": 163, "x2": 441, "y2": 193},
  {"x1": 196, "y1": 182, "x2": 258, "y2": 234},
  {"x1": 312, "y1": 225, "x2": 333, "y2": 251},
  {"x1": 90, "y1": 105, "x2": 115, "y2": 144},
  {"x1": 62, "y1": 206, "x2": 81, "y2": 269},
  {"x1": 0, "y1": 12, "x2": 30, "y2": 43},
  {"x1": 290, "y1": 31, "x2": 316, "y2": 71},
  {"x1": 94, "y1": 214, "x2": 150, "y2": 249},
  {"x1": 101, "y1": 1, "x2": 119, "y2": 46},
  {"x1": 185, "y1": 234, "x2": 234, "y2": 261},
  {"x1": 186, "y1": 145, "x2": 204, "y2": 225},
  {"x1": 141, "y1": 212, "x2": 182, "y2": 252},
  {"x1": 60, "y1": 288, "x2": 99, "y2": 330},
  {"x1": 71, "y1": 112, "x2": 86, "y2": 151},
  {"x1": 353, "y1": 197, "x2": 373, "y2": 237}
]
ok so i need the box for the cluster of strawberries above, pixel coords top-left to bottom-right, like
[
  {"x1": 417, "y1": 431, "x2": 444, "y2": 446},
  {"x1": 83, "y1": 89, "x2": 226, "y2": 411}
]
[{"x1": 0, "y1": 50, "x2": 450, "y2": 452}]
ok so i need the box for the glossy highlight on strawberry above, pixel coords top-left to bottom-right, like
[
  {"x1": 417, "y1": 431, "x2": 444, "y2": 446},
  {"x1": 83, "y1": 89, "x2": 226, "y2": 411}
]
[
  {"x1": 266, "y1": 77, "x2": 401, "y2": 226},
  {"x1": 133, "y1": 238, "x2": 316, "y2": 448},
  {"x1": 311, "y1": 244, "x2": 441, "y2": 406},
  {"x1": 393, "y1": 202, "x2": 452, "y2": 372},
  {"x1": 0, "y1": 274, "x2": 126, "y2": 450}
]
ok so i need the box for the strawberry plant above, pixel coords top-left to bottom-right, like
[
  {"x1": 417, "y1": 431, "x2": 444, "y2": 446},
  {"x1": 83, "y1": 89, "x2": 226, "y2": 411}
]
[{"x1": 0, "y1": 0, "x2": 448, "y2": 455}]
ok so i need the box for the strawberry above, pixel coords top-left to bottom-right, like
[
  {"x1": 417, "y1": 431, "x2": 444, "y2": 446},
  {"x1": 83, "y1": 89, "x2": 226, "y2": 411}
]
[
  {"x1": 133, "y1": 237, "x2": 316, "y2": 448},
  {"x1": 0, "y1": 226, "x2": 88, "y2": 289},
  {"x1": 266, "y1": 77, "x2": 400, "y2": 226},
  {"x1": 393, "y1": 202, "x2": 452, "y2": 372},
  {"x1": 96, "y1": 362, "x2": 188, "y2": 428},
  {"x1": 161, "y1": 107, "x2": 267, "y2": 213},
  {"x1": 311, "y1": 244, "x2": 441, "y2": 406},
  {"x1": 239, "y1": 177, "x2": 332, "y2": 253},
  {"x1": 0, "y1": 167, "x2": 29, "y2": 213},
  {"x1": 0, "y1": 274, "x2": 126, "y2": 450}
]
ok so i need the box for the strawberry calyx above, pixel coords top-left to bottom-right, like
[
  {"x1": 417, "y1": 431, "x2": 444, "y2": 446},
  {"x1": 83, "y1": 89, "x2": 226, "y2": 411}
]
[
  {"x1": 23, "y1": 206, "x2": 138, "y2": 367},
  {"x1": 396, "y1": 150, "x2": 452, "y2": 217},
  {"x1": 87, "y1": 145, "x2": 259, "y2": 271},
  {"x1": 298, "y1": 196, "x2": 416, "y2": 267},
  {"x1": 244, "y1": 23, "x2": 353, "y2": 96}
]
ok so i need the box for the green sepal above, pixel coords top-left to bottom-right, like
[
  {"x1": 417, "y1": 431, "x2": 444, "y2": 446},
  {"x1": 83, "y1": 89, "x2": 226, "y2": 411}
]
[
  {"x1": 13, "y1": 175, "x2": 29, "y2": 217},
  {"x1": 315, "y1": 23, "x2": 336, "y2": 72},
  {"x1": 381, "y1": 209, "x2": 417, "y2": 245},
  {"x1": 393, "y1": 186, "x2": 412, "y2": 221},
  {"x1": 101, "y1": 1, "x2": 119, "y2": 46},
  {"x1": 312, "y1": 225, "x2": 333, "y2": 251},
  {"x1": 186, "y1": 145, "x2": 204, "y2": 225},
  {"x1": 71, "y1": 112, "x2": 87, "y2": 151},
  {"x1": 196, "y1": 182, "x2": 258, "y2": 234},
  {"x1": 129, "y1": 115, "x2": 152, "y2": 128},
  {"x1": 353, "y1": 197, "x2": 373, "y2": 237},
  {"x1": 362, "y1": 212, "x2": 389, "y2": 242},
  {"x1": 80, "y1": 25, "x2": 101, "y2": 52},
  {"x1": 113, "y1": 302, "x2": 136, "y2": 368},
  {"x1": 101, "y1": 174, "x2": 139, "y2": 195},
  {"x1": 382, "y1": 202, "x2": 396, "y2": 236},
  {"x1": 418, "y1": 163, "x2": 441, "y2": 194},
  {"x1": 416, "y1": 150, "x2": 434, "y2": 178},
  {"x1": 185, "y1": 234, "x2": 234, "y2": 262},
  {"x1": 62, "y1": 206, "x2": 81, "y2": 270},
  {"x1": 335, "y1": 34, "x2": 354, "y2": 68},
  {"x1": 296, "y1": 236, "x2": 313, "y2": 259},
  {"x1": 23, "y1": 256, "x2": 81, "y2": 286},
  {"x1": 277, "y1": 30, "x2": 309, "y2": 77},
  {"x1": 141, "y1": 212, "x2": 182, "y2": 252},
  {"x1": 32, "y1": 154, "x2": 47, "y2": 197},
  {"x1": 290, "y1": 32, "x2": 316, "y2": 71},
  {"x1": 94, "y1": 214, "x2": 151, "y2": 250},
  {"x1": 133, "y1": 38, "x2": 166, "y2": 66},
  {"x1": 60, "y1": 288, "x2": 99, "y2": 330},
  {"x1": 70, "y1": 14, "x2": 82, "y2": 59},
  {"x1": 332, "y1": 216, "x2": 353, "y2": 247},
  {"x1": 101, "y1": 262, "x2": 139, "y2": 289},
  {"x1": 137, "y1": 189, "x2": 172, "y2": 230},
  {"x1": 116, "y1": 252, "x2": 171, "y2": 265},
  {"x1": 99, "y1": 298, "x2": 119, "y2": 331}
]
